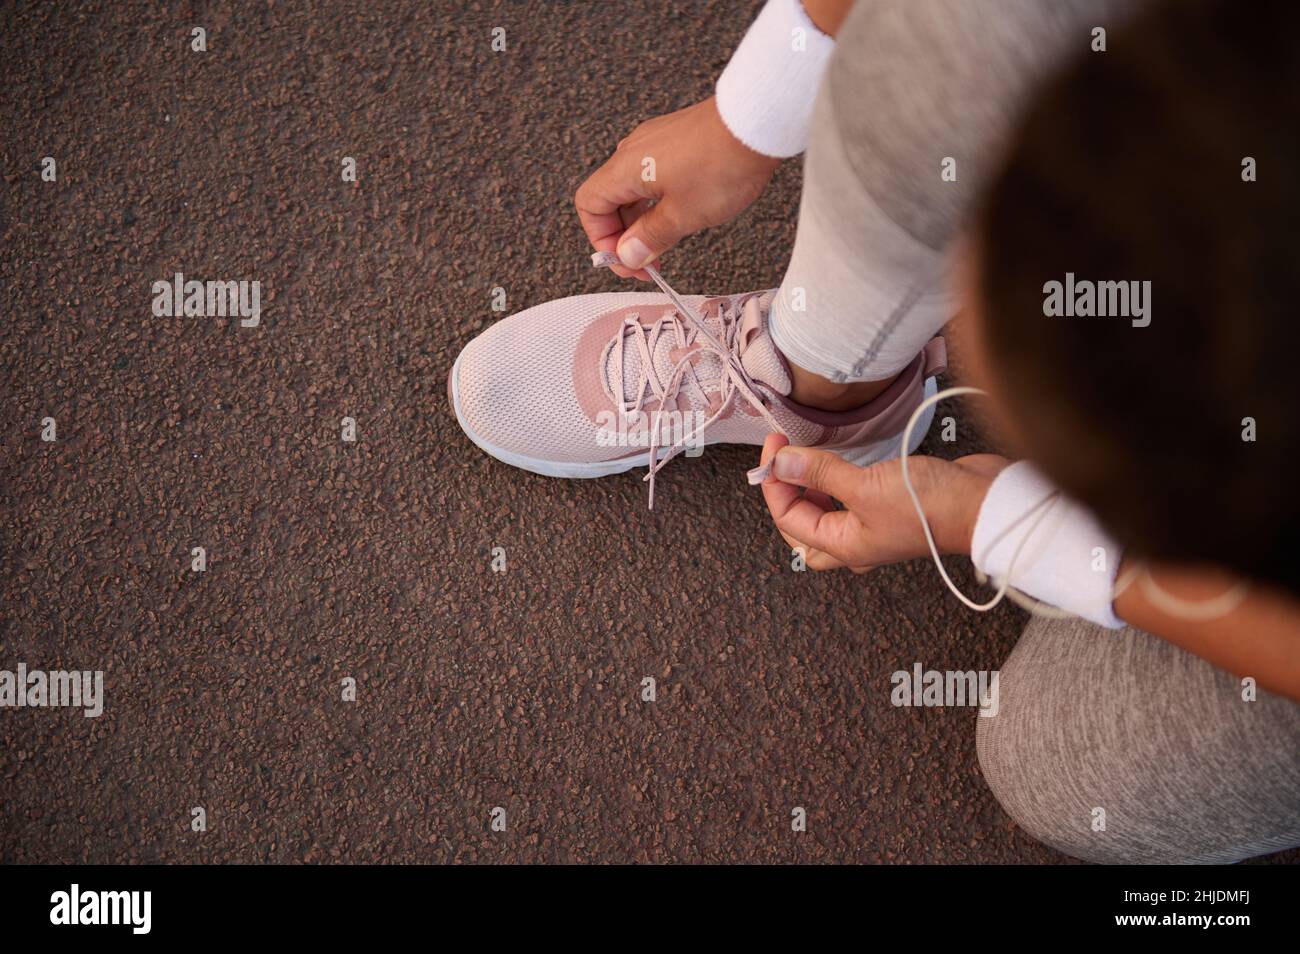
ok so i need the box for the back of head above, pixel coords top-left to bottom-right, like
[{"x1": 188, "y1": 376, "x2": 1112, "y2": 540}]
[{"x1": 977, "y1": 0, "x2": 1300, "y2": 595}]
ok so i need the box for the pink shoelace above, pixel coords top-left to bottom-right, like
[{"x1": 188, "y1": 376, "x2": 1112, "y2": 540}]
[{"x1": 592, "y1": 252, "x2": 787, "y2": 508}]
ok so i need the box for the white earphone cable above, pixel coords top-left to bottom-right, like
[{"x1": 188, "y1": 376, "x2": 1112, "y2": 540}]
[
  {"x1": 899, "y1": 386, "x2": 1054, "y2": 612},
  {"x1": 898, "y1": 385, "x2": 1248, "y2": 622}
]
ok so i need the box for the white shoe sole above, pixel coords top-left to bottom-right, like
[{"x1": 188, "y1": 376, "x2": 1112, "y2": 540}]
[{"x1": 450, "y1": 349, "x2": 938, "y2": 479}]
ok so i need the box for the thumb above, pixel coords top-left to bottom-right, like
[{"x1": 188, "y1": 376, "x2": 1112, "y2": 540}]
[
  {"x1": 616, "y1": 201, "x2": 685, "y2": 270},
  {"x1": 771, "y1": 445, "x2": 865, "y2": 504}
]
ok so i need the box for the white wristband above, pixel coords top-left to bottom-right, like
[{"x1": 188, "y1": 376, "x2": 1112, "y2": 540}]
[
  {"x1": 971, "y1": 462, "x2": 1125, "y2": 629},
  {"x1": 716, "y1": 0, "x2": 835, "y2": 158}
]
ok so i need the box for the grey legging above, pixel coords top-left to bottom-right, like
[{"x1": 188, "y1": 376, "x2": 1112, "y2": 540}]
[{"x1": 979, "y1": 615, "x2": 1300, "y2": 863}]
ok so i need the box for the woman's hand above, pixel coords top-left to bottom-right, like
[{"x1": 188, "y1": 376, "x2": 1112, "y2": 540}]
[
  {"x1": 575, "y1": 97, "x2": 782, "y2": 280},
  {"x1": 757, "y1": 433, "x2": 1008, "y2": 572}
]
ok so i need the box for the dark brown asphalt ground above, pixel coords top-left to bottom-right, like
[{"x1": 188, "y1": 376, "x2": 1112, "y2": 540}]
[{"x1": 3, "y1": 0, "x2": 1292, "y2": 864}]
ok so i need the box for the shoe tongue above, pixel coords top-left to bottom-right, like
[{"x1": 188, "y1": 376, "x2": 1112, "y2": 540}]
[
  {"x1": 604, "y1": 309, "x2": 712, "y2": 410},
  {"x1": 737, "y1": 293, "x2": 791, "y2": 396},
  {"x1": 604, "y1": 294, "x2": 791, "y2": 407}
]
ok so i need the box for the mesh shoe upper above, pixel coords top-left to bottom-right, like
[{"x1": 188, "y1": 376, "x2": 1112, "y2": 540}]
[{"x1": 454, "y1": 288, "x2": 807, "y2": 466}]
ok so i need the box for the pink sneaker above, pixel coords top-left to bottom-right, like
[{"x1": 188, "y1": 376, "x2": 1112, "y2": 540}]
[{"x1": 450, "y1": 253, "x2": 946, "y2": 507}]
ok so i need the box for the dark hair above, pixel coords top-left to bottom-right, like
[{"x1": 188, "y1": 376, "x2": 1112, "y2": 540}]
[{"x1": 976, "y1": 0, "x2": 1300, "y2": 595}]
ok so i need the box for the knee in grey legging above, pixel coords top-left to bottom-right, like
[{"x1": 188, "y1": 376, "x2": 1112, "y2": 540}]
[{"x1": 978, "y1": 616, "x2": 1300, "y2": 863}]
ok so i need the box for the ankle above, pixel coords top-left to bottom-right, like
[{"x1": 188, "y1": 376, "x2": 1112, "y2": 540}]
[{"x1": 787, "y1": 363, "x2": 898, "y2": 411}]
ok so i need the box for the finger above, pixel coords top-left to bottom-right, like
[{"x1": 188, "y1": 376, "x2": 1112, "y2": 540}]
[
  {"x1": 806, "y1": 548, "x2": 847, "y2": 571},
  {"x1": 575, "y1": 153, "x2": 658, "y2": 279},
  {"x1": 575, "y1": 151, "x2": 656, "y2": 244},
  {"x1": 769, "y1": 444, "x2": 869, "y2": 507},
  {"x1": 754, "y1": 436, "x2": 832, "y2": 512},
  {"x1": 756, "y1": 430, "x2": 791, "y2": 485},
  {"x1": 801, "y1": 487, "x2": 837, "y2": 512},
  {"x1": 760, "y1": 434, "x2": 835, "y2": 534},
  {"x1": 775, "y1": 526, "x2": 846, "y2": 571},
  {"x1": 615, "y1": 199, "x2": 687, "y2": 273},
  {"x1": 758, "y1": 435, "x2": 839, "y2": 528},
  {"x1": 762, "y1": 434, "x2": 834, "y2": 548},
  {"x1": 616, "y1": 202, "x2": 658, "y2": 281},
  {"x1": 619, "y1": 198, "x2": 655, "y2": 227},
  {"x1": 762, "y1": 467, "x2": 862, "y2": 561},
  {"x1": 757, "y1": 431, "x2": 788, "y2": 470}
]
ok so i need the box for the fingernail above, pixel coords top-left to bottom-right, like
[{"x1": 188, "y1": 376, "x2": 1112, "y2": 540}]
[
  {"x1": 772, "y1": 448, "x2": 805, "y2": 481},
  {"x1": 617, "y1": 236, "x2": 652, "y2": 269}
]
